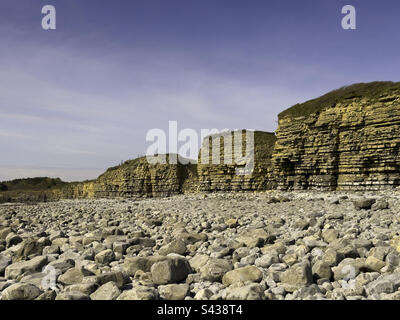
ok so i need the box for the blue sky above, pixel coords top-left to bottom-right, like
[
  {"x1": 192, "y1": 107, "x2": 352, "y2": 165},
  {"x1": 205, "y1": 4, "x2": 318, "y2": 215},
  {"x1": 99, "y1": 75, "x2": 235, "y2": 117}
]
[{"x1": 1, "y1": 0, "x2": 400, "y2": 181}]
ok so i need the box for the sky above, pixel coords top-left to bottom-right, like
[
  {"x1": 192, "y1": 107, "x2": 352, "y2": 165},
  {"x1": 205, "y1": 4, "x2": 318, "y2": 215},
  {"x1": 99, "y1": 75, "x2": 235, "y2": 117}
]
[{"x1": 1, "y1": 0, "x2": 400, "y2": 181}]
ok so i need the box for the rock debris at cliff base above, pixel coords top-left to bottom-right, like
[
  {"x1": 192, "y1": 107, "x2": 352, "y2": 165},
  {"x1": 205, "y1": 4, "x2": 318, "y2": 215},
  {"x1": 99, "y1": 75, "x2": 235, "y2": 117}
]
[{"x1": 2, "y1": 191, "x2": 400, "y2": 300}]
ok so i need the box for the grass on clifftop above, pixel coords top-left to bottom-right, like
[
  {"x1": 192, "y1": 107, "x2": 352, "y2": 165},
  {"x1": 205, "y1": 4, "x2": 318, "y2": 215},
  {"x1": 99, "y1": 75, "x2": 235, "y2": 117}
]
[
  {"x1": 0, "y1": 177, "x2": 66, "y2": 192},
  {"x1": 0, "y1": 177, "x2": 68, "y2": 203},
  {"x1": 278, "y1": 81, "x2": 400, "y2": 120},
  {"x1": 100, "y1": 154, "x2": 194, "y2": 177}
]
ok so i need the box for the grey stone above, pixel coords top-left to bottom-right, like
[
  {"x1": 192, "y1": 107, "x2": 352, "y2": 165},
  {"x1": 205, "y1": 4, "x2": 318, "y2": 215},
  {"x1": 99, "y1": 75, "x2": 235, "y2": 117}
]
[
  {"x1": 280, "y1": 262, "x2": 313, "y2": 291},
  {"x1": 386, "y1": 252, "x2": 400, "y2": 267},
  {"x1": 36, "y1": 290, "x2": 57, "y2": 300},
  {"x1": 48, "y1": 259, "x2": 75, "y2": 274},
  {"x1": 0, "y1": 227, "x2": 12, "y2": 240},
  {"x1": 5, "y1": 233, "x2": 23, "y2": 248},
  {"x1": 223, "y1": 283, "x2": 264, "y2": 300},
  {"x1": 158, "y1": 283, "x2": 189, "y2": 300},
  {"x1": 123, "y1": 256, "x2": 166, "y2": 276},
  {"x1": 1, "y1": 283, "x2": 42, "y2": 300},
  {"x1": 353, "y1": 198, "x2": 376, "y2": 210},
  {"x1": 55, "y1": 291, "x2": 91, "y2": 300},
  {"x1": 90, "y1": 281, "x2": 121, "y2": 300},
  {"x1": 236, "y1": 229, "x2": 274, "y2": 248},
  {"x1": 222, "y1": 266, "x2": 263, "y2": 286},
  {"x1": 5, "y1": 256, "x2": 48, "y2": 280},
  {"x1": 64, "y1": 283, "x2": 98, "y2": 295},
  {"x1": 312, "y1": 260, "x2": 332, "y2": 280},
  {"x1": 95, "y1": 271, "x2": 130, "y2": 289},
  {"x1": 14, "y1": 239, "x2": 45, "y2": 260},
  {"x1": 175, "y1": 233, "x2": 208, "y2": 245},
  {"x1": 0, "y1": 254, "x2": 11, "y2": 275},
  {"x1": 366, "y1": 273, "x2": 400, "y2": 296},
  {"x1": 117, "y1": 286, "x2": 159, "y2": 300},
  {"x1": 255, "y1": 252, "x2": 279, "y2": 268},
  {"x1": 189, "y1": 255, "x2": 209, "y2": 272},
  {"x1": 95, "y1": 249, "x2": 115, "y2": 264},
  {"x1": 194, "y1": 288, "x2": 213, "y2": 300},
  {"x1": 371, "y1": 199, "x2": 389, "y2": 210},
  {"x1": 322, "y1": 229, "x2": 338, "y2": 243},
  {"x1": 151, "y1": 256, "x2": 191, "y2": 285},
  {"x1": 364, "y1": 256, "x2": 386, "y2": 272},
  {"x1": 58, "y1": 267, "x2": 94, "y2": 285},
  {"x1": 159, "y1": 239, "x2": 187, "y2": 256},
  {"x1": 332, "y1": 258, "x2": 362, "y2": 281},
  {"x1": 199, "y1": 258, "x2": 233, "y2": 282}
]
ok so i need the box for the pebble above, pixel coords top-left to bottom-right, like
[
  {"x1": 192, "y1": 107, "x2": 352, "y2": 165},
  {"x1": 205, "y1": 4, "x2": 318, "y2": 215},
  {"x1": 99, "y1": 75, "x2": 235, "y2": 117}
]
[{"x1": 1, "y1": 190, "x2": 400, "y2": 300}]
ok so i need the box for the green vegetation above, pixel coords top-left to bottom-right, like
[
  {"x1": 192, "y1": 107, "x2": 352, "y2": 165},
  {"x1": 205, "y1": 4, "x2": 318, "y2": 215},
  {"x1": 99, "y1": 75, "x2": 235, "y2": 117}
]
[
  {"x1": 278, "y1": 81, "x2": 400, "y2": 120},
  {"x1": 0, "y1": 177, "x2": 67, "y2": 203},
  {"x1": 100, "y1": 154, "x2": 193, "y2": 179},
  {"x1": 0, "y1": 177, "x2": 66, "y2": 191}
]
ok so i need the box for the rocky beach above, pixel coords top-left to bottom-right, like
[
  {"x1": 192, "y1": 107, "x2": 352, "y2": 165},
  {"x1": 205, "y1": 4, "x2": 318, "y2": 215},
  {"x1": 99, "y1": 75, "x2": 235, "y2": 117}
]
[
  {"x1": 2, "y1": 83, "x2": 400, "y2": 301},
  {"x1": 1, "y1": 190, "x2": 400, "y2": 300}
]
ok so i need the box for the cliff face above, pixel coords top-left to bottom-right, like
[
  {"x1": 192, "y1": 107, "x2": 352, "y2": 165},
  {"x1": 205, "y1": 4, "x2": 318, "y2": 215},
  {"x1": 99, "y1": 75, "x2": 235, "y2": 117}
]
[
  {"x1": 198, "y1": 130, "x2": 276, "y2": 191},
  {"x1": 271, "y1": 82, "x2": 400, "y2": 190},
  {"x1": 0, "y1": 155, "x2": 199, "y2": 203},
  {"x1": 51, "y1": 181, "x2": 96, "y2": 200},
  {"x1": 4, "y1": 81, "x2": 400, "y2": 203},
  {"x1": 72, "y1": 155, "x2": 195, "y2": 199},
  {"x1": 47, "y1": 155, "x2": 195, "y2": 200}
]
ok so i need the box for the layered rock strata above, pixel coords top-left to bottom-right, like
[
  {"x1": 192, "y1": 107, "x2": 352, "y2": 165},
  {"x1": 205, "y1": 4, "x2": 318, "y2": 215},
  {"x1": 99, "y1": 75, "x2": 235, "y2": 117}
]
[
  {"x1": 49, "y1": 155, "x2": 196, "y2": 200},
  {"x1": 93, "y1": 155, "x2": 195, "y2": 198},
  {"x1": 271, "y1": 82, "x2": 400, "y2": 190},
  {"x1": 197, "y1": 130, "x2": 276, "y2": 191},
  {"x1": 3, "y1": 81, "x2": 400, "y2": 202}
]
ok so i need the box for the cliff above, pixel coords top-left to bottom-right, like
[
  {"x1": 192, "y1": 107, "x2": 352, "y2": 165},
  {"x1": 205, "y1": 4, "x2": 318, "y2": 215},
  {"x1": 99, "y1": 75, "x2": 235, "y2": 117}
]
[
  {"x1": 271, "y1": 81, "x2": 400, "y2": 190},
  {"x1": 3, "y1": 81, "x2": 400, "y2": 202},
  {"x1": 50, "y1": 181, "x2": 96, "y2": 200},
  {"x1": 94, "y1": 154, "x2": 194, "y2": 198},
  {"x1": 197, "y1": 130, "x2": 276, "y2": 191},
  {"x1": 49, "y1": 154, "x2": 197, "y2": 200}
]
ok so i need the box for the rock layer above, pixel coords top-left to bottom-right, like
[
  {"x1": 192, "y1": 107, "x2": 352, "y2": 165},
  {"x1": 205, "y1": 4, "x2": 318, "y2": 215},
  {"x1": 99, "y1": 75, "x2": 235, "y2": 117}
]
[
  {"x1": 93, "y1": 155, "x2": 188, "y2": 198},
  {"x1": 197, "y1": 130, "x2": 276, "y2": 192},
  {"x1": 271, "y1": 82, "x2": 400, "y2": 190},
  {"x1": 50, "y1": 155, "x2": 197, "y2": 200}
]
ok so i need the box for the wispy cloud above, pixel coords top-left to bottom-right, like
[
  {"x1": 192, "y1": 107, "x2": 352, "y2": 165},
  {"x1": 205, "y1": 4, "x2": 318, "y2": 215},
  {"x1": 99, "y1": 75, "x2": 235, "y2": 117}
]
[{"x1": 0, "y1": 19, "x2": 326, "y2": 181}]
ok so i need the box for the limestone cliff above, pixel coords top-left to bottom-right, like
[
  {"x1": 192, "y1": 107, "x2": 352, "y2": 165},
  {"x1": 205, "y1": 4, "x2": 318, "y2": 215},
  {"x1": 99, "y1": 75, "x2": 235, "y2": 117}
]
[
  {"x1": 198, "y1": 130, "x2": 276, "y2": 191},
  {"x1": 271, "y1": 81, "x2": 400, "y2": 190},
  {"x1": 51, "y1": 181, "x2": 96, "y2": 200},
  {"x1": 3, "y1": 81, "x2": 400, "y2": 202},
  {"x1": 94, "y1": 155, "x2": 191, "y2": 198},
  {"x1": 50, "y1": 154, "x2": 196, "y2": 199}
]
